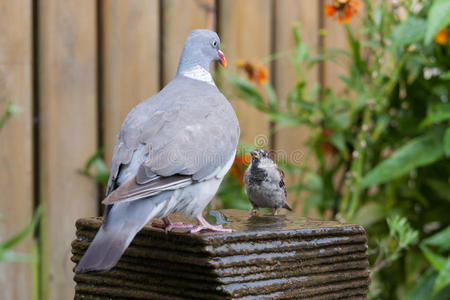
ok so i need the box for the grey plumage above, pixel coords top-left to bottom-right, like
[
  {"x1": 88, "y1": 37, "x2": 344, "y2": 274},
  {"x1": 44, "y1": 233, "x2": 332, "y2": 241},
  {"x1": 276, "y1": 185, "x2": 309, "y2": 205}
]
[
  {"x1": 244, "y1": 149, "x2": 292, "y2": 215},
  {"x1": 75, "y1": 30, "x2": 239, "y2": 274}
]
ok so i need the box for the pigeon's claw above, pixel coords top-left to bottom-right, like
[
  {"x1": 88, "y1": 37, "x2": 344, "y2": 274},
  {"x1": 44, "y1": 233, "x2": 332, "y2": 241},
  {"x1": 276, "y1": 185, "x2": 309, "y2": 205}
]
[
  {"x1": 190, "y1": 215, "x2": 233, "y2": 233},
  {"x1": 152, "y1": 217, "x2": 194, "y2": 232}
]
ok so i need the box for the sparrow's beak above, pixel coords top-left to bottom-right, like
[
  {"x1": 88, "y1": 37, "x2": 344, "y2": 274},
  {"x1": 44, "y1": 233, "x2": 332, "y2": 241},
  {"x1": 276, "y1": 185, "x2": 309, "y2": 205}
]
[
  {"x1": 250, "y1": 150, "x2": 259, "y2": 159},
  {"x1": 218, "y1": 50, "x2": 227, "y2": 67}
]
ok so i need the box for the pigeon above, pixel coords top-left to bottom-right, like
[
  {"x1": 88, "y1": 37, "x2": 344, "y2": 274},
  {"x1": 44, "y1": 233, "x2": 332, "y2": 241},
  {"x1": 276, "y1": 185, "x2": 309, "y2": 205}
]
[
  {"x1": 244, "y1": 149, "x2": 292, "y2": 215},
  {"x1": 75, "y1": 29, "x2": 240, "y2": 274}
]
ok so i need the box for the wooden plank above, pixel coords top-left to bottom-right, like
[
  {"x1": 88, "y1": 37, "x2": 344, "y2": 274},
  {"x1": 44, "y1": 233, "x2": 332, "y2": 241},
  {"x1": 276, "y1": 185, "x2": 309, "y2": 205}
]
[
  {"x1": 38, "y1": 1, "x2": 98, "y2": 299},
  {"x1": 102, "y1": 0, "x2": 160, "y2": 168},
  {"x1": 273, "y1": 0, "x2": 320, "y2": 215},
  {"x1": 219, "y1": 0, "x2": 272, "y2": 146},
  {"x1": 162, "y1": 0, "x2": 215, "y2": 85},
  {"x1": 0, "y1": 1, "x2": 33, "y2": 299}
]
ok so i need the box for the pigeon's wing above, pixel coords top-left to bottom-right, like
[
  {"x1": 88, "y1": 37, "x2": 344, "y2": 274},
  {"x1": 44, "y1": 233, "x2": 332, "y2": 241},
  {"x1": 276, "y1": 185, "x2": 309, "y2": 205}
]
[
  {"x1": 102, "y1": 169, "x2": 192, "y2": 205},
  {"x1": 104, "y1": 78, "x2": 239, "y2": 203}
]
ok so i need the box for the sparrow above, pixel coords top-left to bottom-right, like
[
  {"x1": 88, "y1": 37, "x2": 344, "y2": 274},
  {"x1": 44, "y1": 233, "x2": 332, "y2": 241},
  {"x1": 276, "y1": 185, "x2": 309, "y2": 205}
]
[
  {"x1": 74, "y1": 29, "x2": 240, "y2": 274},
  {"x1": 244, "y1": 149, "x2": 292, "y2": 215}
]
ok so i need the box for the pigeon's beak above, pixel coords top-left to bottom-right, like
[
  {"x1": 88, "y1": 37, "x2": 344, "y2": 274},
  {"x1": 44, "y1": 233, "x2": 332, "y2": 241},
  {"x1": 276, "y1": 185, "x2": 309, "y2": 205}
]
[{"x1": 218, "y1": 50, "x2": 227, "y2": 67}]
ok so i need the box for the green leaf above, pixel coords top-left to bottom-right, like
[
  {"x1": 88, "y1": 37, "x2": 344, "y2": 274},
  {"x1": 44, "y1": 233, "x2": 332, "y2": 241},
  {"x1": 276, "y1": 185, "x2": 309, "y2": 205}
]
[
  {"x1": 391, "y1": 17, "x2": 426, "y2": 47},
  {"x1": 269, "y1": 112, "x2": 304, "y2": 126},
  {"x1": 329, "y1": 131, "x2": 347, "y2": 156},
  {"x1": 94, "y1": 158, "x2": 109, "y2": 184},
  {"x1": 305, "y1": 172, "x2": 323, "y2": 191},
  {"x1": 307, "y1": 83, "x2": 321, "y2": 100},
  {"x1": 421, "y1": 103, "x2": 450, "y2": 127},
  {"x1": 0, "y1": 249, "x2": 32, "y2": 262},
  {"x1": 264, "y1": 83, "x2": 277, "y2": 112},
  {"x1": 405, "y1": 55, "x2": 426, "y2": 83},
  {"x1": 444, "y1": 127, "x2": 450, "y2": 157},
  {"x1": 345, "y1": 25, "x2": 366, "y2": 74},
  {"x1": 80, "y1": 149, "x2": 110, "y2": 185},
  {"x1": 423, "y1": 226, "x2": 450, "y2": 251},
  {"x1": 433, "y1": 257, "x2": 450, "y2": 295},
  {"x1": 421, "y1": 245, "x2": 447, "y2": 271},
  {"x1": 216, "y1": 174, "x2": 251, "y2": 210},
  {"x1": 0, "y1": 101, "x2": 20, "y2": 131},
  {"x1": 362, "y1": 130, "x2": 445, "y2": 187},
  {"x1": 441, "y1": 71, "x2": 450, "y2": 80},
  {"x1": 353, "y1": 202, "x2": 385, "y2": 227},
  {"x1": 425, "y1": 0, "x2": 450, "y2": 44},
  {"x1": 306, "y1": 54, "x2": 333, "y2": 66},
  {"x1": 387, "y1": 215, "x2": 419, "y2": 249},
  {"x1": 6, "y1": 101, "x2": 19, "y2": 116},
  {"x1": 295, "y1": 44, "x2": 309, "y2": 63},
  {"x1": 227, "y1": 73, "x2": 267, "y2": 111},
  {"x1": 407, "y1": 269, "x2": 437, "y2": 300},
  {"x1": 303, "y1": 193, "x2": 321, "y2": 215},
  {"x1": 426, "y1": 178, "x2": 450, "y2": 202},
  {"x1": 237, "y1": 143, "x2": 255, "y2": 156},
  {"x1": 0, "y1": 205, "x2": 42, "y2": 250},
  {"x1": 292, "y1": 22, "x2": 301, "y2": 46}
]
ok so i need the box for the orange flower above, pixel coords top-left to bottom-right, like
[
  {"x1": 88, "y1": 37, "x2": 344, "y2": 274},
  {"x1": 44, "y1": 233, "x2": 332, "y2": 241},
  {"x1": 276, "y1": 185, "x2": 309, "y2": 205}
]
[
  {"x1": 324, "y1": 0, "x2": 360, "y2": 24},
  {"x1": 435, "y1": 28, "x2": 449, "y2": 45},
  {"x1": 255, "y1": 66, "x2": 268, "y2": 84},
  {"x1": 229, "y1": 153, "x2": 250, "y2": 186},
  {"x1": 319, "y1": 128, "x2": 336, "y2": 155},
  {"x1": 324, "y1": 5, "x2": 336, "y2": 16},
  {"x1": 236, "y1": 60, "x2": 268, "y2": 84}
]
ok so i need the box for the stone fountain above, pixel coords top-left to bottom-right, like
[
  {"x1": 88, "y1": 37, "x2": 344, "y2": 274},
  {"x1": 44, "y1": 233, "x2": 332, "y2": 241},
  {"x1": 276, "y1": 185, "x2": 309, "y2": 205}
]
[{"x1": 71, "y1": 209, "x2": 369, "y2": 299}]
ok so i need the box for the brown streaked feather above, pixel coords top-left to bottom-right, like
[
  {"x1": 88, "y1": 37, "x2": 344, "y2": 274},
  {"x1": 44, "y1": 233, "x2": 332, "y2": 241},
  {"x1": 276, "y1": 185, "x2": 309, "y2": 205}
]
[
  {"x1": 283, "y1": 201, "x2": 292, "y2": 211},
  {"x1": 279, "y1": 177, "x2": 287, "y2": 198},
  {"x1": 268, "y1": 154, "x2": 287, "y2": 198},
  {"x1": 268, "y1": 152, "x2": 290, "y2": 208}
]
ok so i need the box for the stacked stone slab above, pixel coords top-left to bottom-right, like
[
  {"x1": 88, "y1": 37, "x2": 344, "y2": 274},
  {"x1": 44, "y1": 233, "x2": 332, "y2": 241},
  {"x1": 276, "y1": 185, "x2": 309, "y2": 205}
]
[{"x1": 71, "y1": 210, "x2": 369, "y2": 299}]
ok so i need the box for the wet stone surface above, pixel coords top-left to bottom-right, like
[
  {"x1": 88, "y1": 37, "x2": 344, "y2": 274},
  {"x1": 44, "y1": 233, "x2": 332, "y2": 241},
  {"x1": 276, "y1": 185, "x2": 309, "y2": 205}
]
[{"x1": 72, "y1": 209, "x2": 369, "y2": 299}]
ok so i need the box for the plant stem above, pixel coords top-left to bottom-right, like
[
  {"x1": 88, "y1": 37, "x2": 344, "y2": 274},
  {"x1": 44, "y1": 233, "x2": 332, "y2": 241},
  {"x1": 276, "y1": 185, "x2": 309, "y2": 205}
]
[
  {"x1": 341, "y1": 107, "x2": 371, "y2": 221},
  {"x1": 0, "y1": 101, "x2": 19, "y2": 132},
  {"x1": 291, "y1": 147, "x2": 313, "y2": 212},
  {"x1": 0, "y1": 109, "x2": 11, "y2": 131}
]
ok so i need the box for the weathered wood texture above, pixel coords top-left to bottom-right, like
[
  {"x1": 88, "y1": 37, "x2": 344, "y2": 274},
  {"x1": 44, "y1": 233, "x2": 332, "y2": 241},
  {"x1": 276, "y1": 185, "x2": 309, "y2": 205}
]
[
  {"x1": 162, "y1": 0, "x2": 215, "y2": 85},
  {"x1": 0, "y1": 1, "x2": 34, "y2": 300},
  {"x1": 38, "y1": 0, "x2": 98, "y2": 299},
  {"x1": 102, "y1": 0, "x2": 160, "y2": 167},
  {"x1": 0, "y1": 0, "x2": 352, "y2": 298},
  {"x1": 219, "y1": 0, "x2": 272, "y2": 146}
]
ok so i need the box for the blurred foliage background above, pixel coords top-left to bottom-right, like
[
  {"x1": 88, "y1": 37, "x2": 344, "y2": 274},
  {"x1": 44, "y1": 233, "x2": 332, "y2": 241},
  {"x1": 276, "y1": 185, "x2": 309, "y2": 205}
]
[{"x1": 218, "y1": 0, "x2": 450, "y2": 298}]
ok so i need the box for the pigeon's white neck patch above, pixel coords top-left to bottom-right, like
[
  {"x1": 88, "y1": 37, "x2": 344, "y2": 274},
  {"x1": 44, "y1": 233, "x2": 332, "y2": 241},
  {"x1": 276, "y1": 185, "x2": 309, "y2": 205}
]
[{"x1": 180, "y1": 65, "x2": 215, "y2": 85}]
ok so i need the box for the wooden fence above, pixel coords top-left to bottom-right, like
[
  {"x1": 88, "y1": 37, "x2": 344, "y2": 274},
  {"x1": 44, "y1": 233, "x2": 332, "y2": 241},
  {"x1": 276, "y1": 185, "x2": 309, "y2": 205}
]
[{"x1": 0, "y1": 0, "x2": 349, "y2": 299}]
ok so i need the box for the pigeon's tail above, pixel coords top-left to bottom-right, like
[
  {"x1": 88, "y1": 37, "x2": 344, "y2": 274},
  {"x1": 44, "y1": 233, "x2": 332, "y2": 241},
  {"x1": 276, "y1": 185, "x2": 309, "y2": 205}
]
[
  {"x1": 283, "y1": 201, "x2": 293, "y2": 211},
  {"x1": 74, "y1": 192, "x2": 170, "y2": 274}
]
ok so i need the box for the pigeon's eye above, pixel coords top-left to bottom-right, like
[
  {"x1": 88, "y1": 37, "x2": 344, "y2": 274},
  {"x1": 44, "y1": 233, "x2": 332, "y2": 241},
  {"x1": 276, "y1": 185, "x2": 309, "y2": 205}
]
[{"x1": 212, "y1": 40, "x2": 218, "y2": 47}]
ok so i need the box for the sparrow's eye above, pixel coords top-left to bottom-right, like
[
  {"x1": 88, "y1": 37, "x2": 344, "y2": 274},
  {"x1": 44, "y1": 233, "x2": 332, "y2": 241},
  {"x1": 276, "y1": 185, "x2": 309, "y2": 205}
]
[{"x1": 212, "y1": 40, "x2": 218, "y2": 47}]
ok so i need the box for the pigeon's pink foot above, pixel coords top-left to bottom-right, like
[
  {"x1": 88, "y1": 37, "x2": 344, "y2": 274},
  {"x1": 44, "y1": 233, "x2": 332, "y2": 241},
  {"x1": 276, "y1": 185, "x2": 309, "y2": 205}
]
[
  {"x1": 190, "y1": 215, "x2": 233, "y2": 233},
  {"x1": 152, "y1": 217, "x2": 193, "y2": 232}
]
